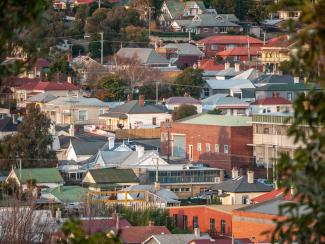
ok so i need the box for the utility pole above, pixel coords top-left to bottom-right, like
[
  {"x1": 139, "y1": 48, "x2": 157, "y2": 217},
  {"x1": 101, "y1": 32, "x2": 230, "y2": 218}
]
[
  {"x1": 146, "y1": 7, "x2": 154, "y2": 46},
  {"x1": 100, "y1": 32, "x2": 103, "y2": 65},
  {"x1": 98, "y1": 0, "x2": 101, "y2": 8},
  {"x1": 155, "y1": 81, "x2": 158, "y2": 104}
]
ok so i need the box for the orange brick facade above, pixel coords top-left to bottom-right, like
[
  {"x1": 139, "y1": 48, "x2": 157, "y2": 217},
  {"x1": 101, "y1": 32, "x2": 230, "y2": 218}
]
[
  {"x1": 161, "y1": 122, "x2": 253, "y2": 172},
  {"x1": 169, "y1": 206, "x2": 233, "y2": 237}
]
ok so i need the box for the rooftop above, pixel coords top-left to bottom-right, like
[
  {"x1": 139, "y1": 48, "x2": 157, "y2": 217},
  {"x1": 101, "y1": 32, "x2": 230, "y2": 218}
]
[
  {"x1": 28, "y1": 92, "x2": 57, "y2": 103},
  {"x1": 178, "y1": 114, "x2": 252, "y2": 126},
  {"x1": 251, "y1": 97, "x2": 292, "y2": 105},
  {"x1": 116, "y1": 48, "x2": 169, "y2": 65},
  {"x1": 13, "y1": 168, "x2": 64, "y2": 184},
  {"x1": 81, "y1": 218, "x2": 131, "y2": 234},
  {"x1": 199, "y1": 59, "x2": 225, "y2": 71},
  {"x1": 255, "y1": 83, "x2": 320, "y2": 91},
  {"x1": 18, "y1": 81, "x2": 79, "y2": 91},
  {"x1": 46, "y1": 96, "x2": 109, "y2": 107},
  {"x1": 163, "y1": 43, "x2": 204, "y2": 56},
  {"x1": 205, "y1": 78, "x2": 255, "y2": 90},
  {"x1": 120, "y1": 226, "x2": 170, "y2": 244},
  {"x1": 165, "y1": 96, "x2": 201, "y2": 105},
  {"x1": 216, "y1": 47, "x2": 261, "y2": 57},
  {"x1": 86, "y1": 168, "x2": 139, "y2": 184},
  {"x1": 43, "y1": 186, "x2": 88, "y2": 203},
  {"x1": 197, "y1": 35, "x2": 263, "y2": 45}
]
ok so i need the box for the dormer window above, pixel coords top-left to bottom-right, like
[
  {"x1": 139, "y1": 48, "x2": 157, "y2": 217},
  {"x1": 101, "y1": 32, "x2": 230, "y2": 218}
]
[
  {"x1": 216, "y1": 15, "x2": 223, "y2": 21},
  {"x1": 192, "y1": 16, "x2": 201, "y2": 22}
]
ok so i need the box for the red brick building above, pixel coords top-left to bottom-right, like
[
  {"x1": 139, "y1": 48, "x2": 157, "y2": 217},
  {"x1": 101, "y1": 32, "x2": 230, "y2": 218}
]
[
  {"x1": 169, "y1": 205, "x2": 244, "y2": 237},
  {"x1": 161, "y1": 114, "x2": 253, "y2": 172}
]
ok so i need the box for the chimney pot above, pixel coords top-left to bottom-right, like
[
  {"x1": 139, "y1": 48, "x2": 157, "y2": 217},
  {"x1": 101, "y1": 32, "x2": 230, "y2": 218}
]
[
  {"x1": 231, "y1": 167, "x2": 239, "y2": 179},
  {"x1": 224, "y1": 62, "x2": 230, "y2": 70},
  {"x1": 139, "y1": 95, "x2": 145, "y2": 107},
  {"x1": 148, "y1": 220, "x2": 155, "y2": 227},
  {"x1": 127, "y1": 93, "x2": 133, "y2": 102},
  {"x1": 234, "y1": 63, "x2": 240, "y2": 72},
  {"x1": 247, "y1": 170, "x2": 254, "y2": 184}
]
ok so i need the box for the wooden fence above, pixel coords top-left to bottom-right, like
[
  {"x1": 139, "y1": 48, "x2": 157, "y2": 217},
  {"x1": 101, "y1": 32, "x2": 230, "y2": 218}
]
[{"x1": 115, "y1": 128, "x2": 160, "y2": 139}]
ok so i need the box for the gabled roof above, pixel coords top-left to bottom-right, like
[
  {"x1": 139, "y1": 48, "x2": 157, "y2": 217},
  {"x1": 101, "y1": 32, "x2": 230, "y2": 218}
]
[
  {"x1": 215, "y1": 68, "x2": 242, "y2": 77},
  {"x1": 28, "y1": 92, "x2": 57, "y2": 103},
  {"x1": 251, "y1": 97, "x2": 292, "y2": 105},
  {"x1": 166, "y1": 96, "x2": 201, "y2": 105},
  {"x1": 188, "y1": 14, "x2": 239, "y2": 28},
  {"x1": 203, "y1": 96, "x2": 249, "y2": 108},
  {"x1": 81, "y1": 218, "x2": 131, "y2": 234},
  {"x1": 146, "y1": 234, "x2": 210, "y2": 244},
  {"x1": 216, "y1": 47, "x2": 261, "y2": 57},
  {"x1": 101, "y1": 100, "x2": 167, "y2": 115},
  {"x1": 255, "y1": 83, "x2": 320, "y2": 92},
  {"x1": 263, "y1": 35, "x2": 290, "y2": 48},
  {"x1": 47, "y1": 96, "x2": 109, "y2": 107},
  {"x1": 0, "y1": 117, "x2": 17, "y2": 132},
  {"x1": 34, "y1": 58, "x2": 50, "y2": 68},
  {"x1": 116, "y1": 48, "x2": 170, "y2": 65},
  {"x1": 197, "y1": 35, "x2": 263, "y2": 45},
  {"x1": 18, "y1": 81, "x2": 79, "y2": 91},
  {"x1": 163, "y1": 43, "x2": 204, "y2": 56},
  {"x1": 206, "y1": 78, "x2": 255, "y2": 90},
  {"x1": 199, "y1": 59, "x2": 224, "y2": 71},
  {"x1": 231, "y1": 68, "x2": 260, "y2": 81},
  {"x1": 250, "y1": 188, "x2": 292, "y2": 204},
  {"x1": 43, "y1": 186, "x2": 88, "y2": 203},
  {"x1": 253, "y1": 74, "x2": 294, "y2": 85},
  {"x1": 120, "y1": 226, "x2": 170, "y2": 244},
  {"x1": 178, "y1": 114, "x2": 252, "y2": 126},
  {"x1": 87, "y1": 168, "x2": 139, "y2": 184},
  {"x1": 70, "y1": 140, "x2": 107, "y2": 156},
  {"x1": 164, "y1": 0, "x2": 185, "y2": 19},
  {"x1": 210, "y1": 176, "x2": 273, "y2": 193},
  {"x1": 12, "y1": 168, "x2": 64, "y2": 184}
]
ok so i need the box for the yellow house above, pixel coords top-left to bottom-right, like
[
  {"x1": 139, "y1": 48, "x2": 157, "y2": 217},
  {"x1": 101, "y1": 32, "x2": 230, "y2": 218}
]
[{"x1": 259, "y1": 35, "x2": 291, "y2": 74}]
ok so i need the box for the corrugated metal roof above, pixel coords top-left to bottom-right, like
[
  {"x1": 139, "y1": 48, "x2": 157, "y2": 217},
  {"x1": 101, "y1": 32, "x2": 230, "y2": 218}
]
[
  {"x1": 179, "y1": 114, "x2": 252, "y2": 126},
  {"x1": 88, "y1": 168, "x2": 139, "y2": 184},
  {"x1": 206, "y1": 78, "x2": 255, "y2": 90},
  {"x1": 116, "y1": 48, "x2": 169, "y2": 65},
  {"x1": 13, "y1": 168, "x2": 64, "y2": 184}
]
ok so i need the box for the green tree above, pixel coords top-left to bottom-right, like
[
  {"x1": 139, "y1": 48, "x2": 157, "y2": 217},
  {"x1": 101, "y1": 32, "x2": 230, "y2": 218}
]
[
  {"x1": 173, "y1": 68, "x2": 204, "y2": 98},
  {"x1": 209, "y1": 0, "x2": 235, "y2": 14},
  {"x1": 234, "y1": 0, "x2": 252, "y2": 20},
  {"x1": 48, "y1": 53, "x2": 75, "y2": 80},
  {"x1": 172, "y1": 104, "x2": 198, "y2": 121},
  {"x1": 95, "y1": 74, "x2": 127, "y2": 101},
  {"x1": 121, "y1": 25, "x2": 149, "y2": 44},
  {"x1": 271, "y1": 1, "x2": 325, "y2": 243},
  {"x1": 1, "y1": 106, "x2": 57, "y2": 168},
  {"x1": 248, "y1": 2, "x2": 269, "y2": 24}
]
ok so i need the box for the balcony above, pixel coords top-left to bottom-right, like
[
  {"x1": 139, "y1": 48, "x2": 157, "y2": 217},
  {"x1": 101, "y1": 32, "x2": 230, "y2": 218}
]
[{"x1": 253, "y1": 133, "x2": 302, "y2": 149}]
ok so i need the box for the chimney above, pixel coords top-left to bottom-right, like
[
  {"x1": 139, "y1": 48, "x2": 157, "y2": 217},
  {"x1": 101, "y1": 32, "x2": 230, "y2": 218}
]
[
  {"x1": 294, "y1": 77, "x2": 300, "y2": 84},
  {"x1": 127, "y1": 93, "x2": 133, "y2": 102},
  {"x1": 67, "y1": 76, "x2": 72, "y2": 83},
  {"x1": 184, "y1": 92, "x2": 190, "y2": 97},
  {"x1": 139, "y1": 95, "x2": 145, "y2": 107},
  {"x1": 136, "y1": 145, "x2": 144, "y2": 158},
  {"x1": 247, "y1": 170, "x2": 254, "y2": 184},
  {"x1": 154, "y1": 181, "x2": 160, "y2": 191},
  {"x1": 234, "y1": 63, "x2": 240, "y2": 72},
  {"x1": 55, "y1": 208, "x2": 62, "y2": 221},
  {"x1": 69, "y1": 124, "x2": 75, "y2": 137},
  {"x1": 148, "y1": 220, "x2": 155, "y2": 227},
  {"x1": 219, "y1": 170, "x2": 224, "y2": 182},
  {"x1": 224, "y1": 62, "x2": 230, "y2": 70},
  {"x1": 194, "y1": 227, "x2": 200, "y2": 238},
  {"x1": 231, "y1": 167, "x2": 239, "y2": 179},
  {"x1": 108, "y1": 137, "x2": 115, "y2": 150}
]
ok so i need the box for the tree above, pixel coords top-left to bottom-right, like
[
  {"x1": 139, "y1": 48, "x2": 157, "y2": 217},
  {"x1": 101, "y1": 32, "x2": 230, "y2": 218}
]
[
  {"x1": 248, "y1": 2, "x2": 269, "y2": 24},
  {"x1": 48, "y1": 53, "x2": 75, "y2": 81},
  {"x1": 173, "y1": 68, "x2": 204, "y2": 98},
  {"x1": 95, "y1": 74, "x2": 127, "y2": 101},
  {"x1": 209, "y1": 0, "x2": 235, "y2": 14},
  {"x1": 234, "y1": 0, "x2": 252, "y2": 20},
  {"x1": 172, "y1": 104, "x2": 198, "y2": 121},
  {"x1": 1, "y1": 106, "x2": 57, "y2": 168},
  {"x1": 270, "y1": 1, "x2": 325, "y2": 243},
  {"x1": 121, "y1": 25, "x2": 149, "y2": 45}
]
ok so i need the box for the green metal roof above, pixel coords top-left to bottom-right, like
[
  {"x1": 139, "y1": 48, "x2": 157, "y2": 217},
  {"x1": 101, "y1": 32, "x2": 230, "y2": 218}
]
[
  {"x1": 14, "y1": 168, "x2": 64, "y2": 184},
  {"x1": 88, "y1": 168, "x2": 139, "y2": 184},
  {"x1": 255, "y1": 83, "x2": 321, "y2": 91},
  {"x1": 178, "y1": 114, "x2": 252, "y2": 126},
  {"x1": 44, "y1": 186, "x2": 88, "y2": 203}
]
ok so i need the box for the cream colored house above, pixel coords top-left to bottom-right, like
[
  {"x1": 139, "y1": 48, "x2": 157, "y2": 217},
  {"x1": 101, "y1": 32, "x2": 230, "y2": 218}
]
[{"x1": 41, "y1": 96, "x2": 110, "y2": 125}]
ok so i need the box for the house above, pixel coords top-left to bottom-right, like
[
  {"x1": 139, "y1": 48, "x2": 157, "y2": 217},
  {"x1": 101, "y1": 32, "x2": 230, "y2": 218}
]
[
  {"x1": 157, "y1": 43, "x2": 204, "y2": 69},
  {"x1": 143, "y1": 233, "x2": 211, "y2": 244},
  {"x1": 41, "y1": 186, "x2": 88, "y2": 205},
  {"x1": 213, "y1": 63, "x2": 243, "y2": 80},
  {"x1": 119, "y1": 225, "x2": 171, "y2": 244},
  {"x1": 252, "y1": 74, "x2": 295, "y2": 87},
  {"x1": 183, "y1": 1, "x2": 206, "y2": 17},
  {"x1": 202, "y1": 95, "x2": 249, "y2": 116},
  {"x1": 259, "y1": 35, "x2": 291, "y2": 74},
  {"x1": 160, "y1": 114, "x2": 253, "y2": 172},
  {"x1": 171, "y1": 14, "x2": 240, "y2": 36},
  {"x1": 216, "y1": 47, "x2": 261, "y2": 62},
  {"x1": 81, "y1": 216, "x2": 131, "y2": 235},
  {"x1": 196, "y1": 35, "x2": 263, "y2": 58},
  {"x1": 198, "y1": 59, "x2": 225, "y2": 78},
  {"x1": 117, "y1": 184, "x2": 180, "y2": 208},
  {"x1": 99, "y1": 96, "x2": 171, "y2": 130},
  {"x1": 6, "y1": 168, "x2": 64, "y2": 191},
  {"x1": 250, "y1": 96, "x2": 292, "y2": 114},
  {"x1": 0, "y1": 116, "x2": 18, "y2": 139},
  {"x1": 13, "y1": 81, "x2": 79, "y2": 107},
  {"x1": 205, "y1": 169, "x2": 273, "y2": 205},
  {"x1": 250, "y1": 188, "x2": 293, "y2": 204},
  {"x1": 23, "y1": 58, "x2": 50, "y2": 79},
  {"x1": 202, "y1": 78, "x2": 255, "y2": 101},
  {"x1": 115, "y1": 48, "x2": 170, "y2": 68},
  {"x1": 165, "y1": 96, "x2": 202, "y2": 113},
  {"x1": 82, "y1": 168, "x2": 139, "y2": 191},
  {"x1": 169, "y1": 204, "x2": 244, "y2": 236},
  {"x1": 41, "y1": 96, "x2": 110, "y2": 125},
  {"x1": 277, "y1": 7, "x2": 301, "y2": 20},
  {"x1": 251, "y1": 112, "x2": 309, "y2": 170},
  {"x1": 255, "y1": 83, "x2": 320, "y2": 102},
  {"x1": 159, "y1": 0, "x2": 185, "y2": 28}
]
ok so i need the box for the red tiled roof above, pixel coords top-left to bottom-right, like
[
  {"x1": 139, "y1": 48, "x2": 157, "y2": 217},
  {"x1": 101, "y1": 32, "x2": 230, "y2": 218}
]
[
  {"x1": 251, "y1": 188, "x2": 293, "y2": 203},
  {"x1": 263, "y1": 35, "x2": 290, "y2": 48},
  {"x1": 197, "y1": 35, "x2": 263, "y2": 45},
  {"x1": 251, "y1": 97, "x2": 292, "y2": 105},
  {"x1": 199, "y1": 59, "x2": 224, "y2": 71},
  {"x1": 4, "y1": 77, "x2": 40, "y2": 87},
  {"x1": 35, "y1": 58, "x2": 50, "y2": 68},
  {"x1": 216, "y1": 47, "x2": 261, "y2": 57},
  {"x1": 119, "y1": 226, "x2": 170, "y2": 244},
  {"x1": 18, "y1": 81, "x2": 79, "y2": 91},
  {"x1": 81, "y1": 218, "x2": 131, "y2": 235}
]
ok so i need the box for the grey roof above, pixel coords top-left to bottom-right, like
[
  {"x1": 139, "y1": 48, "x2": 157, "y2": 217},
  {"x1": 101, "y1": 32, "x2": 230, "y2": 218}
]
[
  {"x1": 206, "y1": 79, "x2": 255, "y2": 90},
  {"x1": 252, "y1": 74, "x2": 294, "y2": 85},
  {"x1": 202, "y1": 95, "x2": 249, "y2": 107},
  {"x1": 217, "y1": 14, "x2": 239, "y2": 23},
  {"x1": 173, "y1": 19, "x2": 192, "y2": 27},
  {"x1": 184, "y1": 1, "x2": 206, "y2": 10},
  {"x1": 163, "y1": 43, "x2": 204, "y2": 56},
  {"x1": 188, "y1": 14, "x2": 239, "y2": 28},
  {"x1": 210, "y1": 176, "x2": 273, "y2": 193},
  {"x1": 101, "y1": 100, "x2": 167, "y2": 115},
  {"x1": 164, "y1": 0, "x2": 185, "y2": 19},
  {"x1": 148, "y1": 233, "x2": 210, "y2": 244},
  {"x1": 47, "y1": 96, "x2": 109, "y2": 107},
  {"x1": 166, "y1": 96, "x2": 201, "y2": 105},
  {"x1": 28, "y1": 92, "x2": 57, "y2": 103},
  {"x1": 0, "y1": 117, "x2": 17, "y2": 132},
  {"x1": 116, "y1": 48, "x2": 170, "y2": 65},
  {"x1": 71, "y1": 140, "x2": 107, "y2": 155},
  {"x1": 231, "y1": 68, "x2": 261, "y2": 81},
  {"x1": 216, "y1": 68, "x2": 242, "y2": 78}
]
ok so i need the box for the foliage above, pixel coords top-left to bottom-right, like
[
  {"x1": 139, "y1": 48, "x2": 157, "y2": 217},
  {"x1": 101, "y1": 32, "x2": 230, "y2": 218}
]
[
  {"x1": 172, "y1": 104, "x2": 198, "y2": 121},
  {"x1": 139, "y1": 82, "x2": 173, "y2": 101},
  {"x1": 247, "y1": 2, "x2": 269, "y2": 24},
  {"x1": 0, "y1": 106, "x2": 57, "y2": 169},
  {"x1": 207, "y1": 108, "x2": 222, "y2": 115},
  {"x1": 171, "y1": 227, "x2": 192, "y2": 234},
  {"x1": 58, "y1": 218, "x2": 121, "y2": 244},
  {"x1": 121, "y1": 25, "x2": 149, "y2": 45},
  {"x1": 72, "y1": 44, "x2": 85, "y2": 57},
  {"x1": 271, "y1": 1, "x2": 325, "y2": 243},
  {"x1": 49, "y1": 53, "x2": 75, "y2": 80},
  {"x1": 95, "y1": 74, "x2": 127, "y2": 101},
  {"x1": 208, "y1": 0, "x2": 235, "y2": 14},
  {"x1": 172, "y1": 68, "x2": 204, "y2": 98},
  {"x1": 234, "y1": 0, "x2": 252, "y2": 20},
  {"x1": 130, "y1": 0, "x2": 163, "y2": 19}
]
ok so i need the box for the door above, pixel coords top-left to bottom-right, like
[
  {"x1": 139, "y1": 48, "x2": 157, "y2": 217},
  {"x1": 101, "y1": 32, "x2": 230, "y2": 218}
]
[
  {"x1": 189, "y1": 145, "x2": 194, "y2": 161},
  {"x1": 172, "y1": 135, "x2": 186, "y2": 158}
]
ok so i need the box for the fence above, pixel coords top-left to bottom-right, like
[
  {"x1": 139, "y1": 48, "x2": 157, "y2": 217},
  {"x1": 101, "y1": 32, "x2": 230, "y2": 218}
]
[{"x1": 115, "y1": 128, "x2": 160, "y2": 139}]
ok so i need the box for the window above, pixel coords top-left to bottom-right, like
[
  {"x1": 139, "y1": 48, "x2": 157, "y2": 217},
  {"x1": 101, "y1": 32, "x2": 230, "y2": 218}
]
[
  {"x1": 99, "y1": 109, "x2": 105, "y2": 115},
  {"x1": 242, "y1": 195, "x2": 249, "y2": 204},
  {"x1": 215, "y1": 144, "x2": 219, "y2": 153},
  {"x1": 210, "y1": 218, "x2": 216, "y2": 233},
  {"x1": 219, "y1": 27, "x2": 228, "y2": 33},
  {"x1": 220, "y1": 220, "x2": 226, "y2": 234},
  {"x1": 226, "y1": 44, "x2": 235, "y2": 49},
  {"x1": 211, "y1": 44, "x2": 218, "y2": 50},
  {"x1": 204, "y1": 87, "x2": 210, "y2": 97},
  {"x1": 78, "y1": 111, "x2": 87, "y2": 121},
  {"x1": 173, "y1": 214, "x2": 178, "y2": 227},
  {"x1": 203, "y1": 28, "x2": 209, "y2": 32},
  {"x1": 224, "y1": 145, "x2": 229, "y2": 154},
  {"x1": 206, "y1": 143, "x2": 211, "y2": 153},
  {"x1": 152, "y1": 117, "x2": 157, "y2": 125},
  {"x1": 183, "y1": 215, "x2": 188, "y2": 230},
  {"x1": 197, "y1": 143, "x2": 202, "y2": 152},
  {"x1": 264, "y1": 128, "x2": 269, "y2": 134},
  {"x1": 193, "y1": 216, "x2": 198, "y2": 229},
  {"x1": 287, "y1": 92, "x2": 292, "y2": 101}
]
